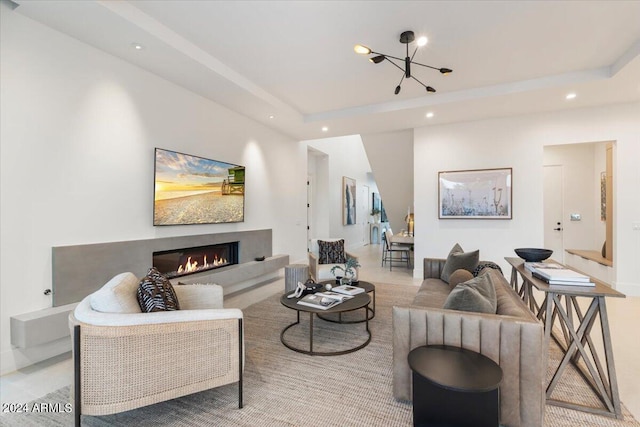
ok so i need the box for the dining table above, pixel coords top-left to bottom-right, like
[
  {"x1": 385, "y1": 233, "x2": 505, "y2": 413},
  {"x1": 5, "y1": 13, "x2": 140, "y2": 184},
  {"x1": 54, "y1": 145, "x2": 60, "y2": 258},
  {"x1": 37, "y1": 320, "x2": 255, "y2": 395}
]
[{"x1": 390, "y1": 234, "x2": 414, "y2": 246}]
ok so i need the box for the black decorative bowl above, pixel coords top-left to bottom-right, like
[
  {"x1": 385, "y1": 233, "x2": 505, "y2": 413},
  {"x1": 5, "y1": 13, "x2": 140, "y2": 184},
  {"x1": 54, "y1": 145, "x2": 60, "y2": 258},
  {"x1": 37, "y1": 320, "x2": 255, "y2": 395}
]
[{"x1": 514, "y1": 248, "x2": 553, "y2": 262}]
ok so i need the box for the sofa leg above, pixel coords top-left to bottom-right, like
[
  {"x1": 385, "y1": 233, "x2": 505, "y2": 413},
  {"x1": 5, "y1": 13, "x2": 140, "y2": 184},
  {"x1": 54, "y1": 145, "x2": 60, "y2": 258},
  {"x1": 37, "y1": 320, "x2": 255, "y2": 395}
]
[
  {"x1": 238, "y1": 318, "x2": 243, "y2": 409},
  {"x1": 73, "y1": 325, "x2": 81, "y2": 427}
]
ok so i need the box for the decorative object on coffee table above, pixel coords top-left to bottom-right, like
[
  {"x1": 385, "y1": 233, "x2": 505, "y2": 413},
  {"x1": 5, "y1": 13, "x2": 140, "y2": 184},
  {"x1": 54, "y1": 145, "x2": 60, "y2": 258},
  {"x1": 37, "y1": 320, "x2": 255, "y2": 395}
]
[
  {"x1": 330, "y1": 257, "x2": 361, "y2": 286},
  {"x1": 317, "y1": 280, "x2": 376, "y2": 323},
  {"x1": 285, "y1": 264, "x2": 309, "y2": 293},
  {"x1": 514, "y1": 248, "x2": 552, "y2": 262},
  {"x1": 408, "y1": 345, "x2": 502, "y2": 427}
]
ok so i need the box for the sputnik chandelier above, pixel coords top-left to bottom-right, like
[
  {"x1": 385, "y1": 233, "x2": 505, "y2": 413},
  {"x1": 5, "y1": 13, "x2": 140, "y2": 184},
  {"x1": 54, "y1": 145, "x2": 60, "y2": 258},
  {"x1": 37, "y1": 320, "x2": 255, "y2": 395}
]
[{"x1": 354, "y1": 30, "x2": 452, "y2": 95}]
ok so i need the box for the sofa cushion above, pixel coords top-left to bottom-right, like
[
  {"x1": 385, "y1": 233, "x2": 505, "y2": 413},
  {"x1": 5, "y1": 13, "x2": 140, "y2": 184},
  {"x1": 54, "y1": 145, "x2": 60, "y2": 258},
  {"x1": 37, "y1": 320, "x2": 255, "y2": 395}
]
[
  {"x1": 440, "y1": 243, "x2": 479, "y2": 283},
  {"x1": 442, "y1": 270, "x2": 497, "y2": 314},
  {"x1": 137, "y1": 267, "x2": 181, "y2": 312},
  {"x1": 318, "y1": 239, "x2": 346, "y2": 264},
  {"x1": 412, "y1": 278, "x2": 451, "y2": 307},
  {"x1": 90, "y1": 272, "x2": 142, "y2": 313},
  {"x1": 448, "y1": 269, "x2": 474, "y2": 290}
]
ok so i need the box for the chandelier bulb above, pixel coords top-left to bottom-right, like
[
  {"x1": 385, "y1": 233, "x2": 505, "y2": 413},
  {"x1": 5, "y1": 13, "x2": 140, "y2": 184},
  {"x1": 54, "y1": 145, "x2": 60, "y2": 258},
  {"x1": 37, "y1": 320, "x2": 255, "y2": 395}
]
[{"x1": 354, "y1": 44, "x2": 372, "y2": 55}]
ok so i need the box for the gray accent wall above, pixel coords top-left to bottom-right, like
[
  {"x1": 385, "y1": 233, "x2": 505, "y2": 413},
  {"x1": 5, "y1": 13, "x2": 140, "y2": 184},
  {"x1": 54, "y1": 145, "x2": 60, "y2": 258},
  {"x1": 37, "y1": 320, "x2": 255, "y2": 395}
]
[{"x1": 52, "y1": 229, "x2": 273, "y2": 306}]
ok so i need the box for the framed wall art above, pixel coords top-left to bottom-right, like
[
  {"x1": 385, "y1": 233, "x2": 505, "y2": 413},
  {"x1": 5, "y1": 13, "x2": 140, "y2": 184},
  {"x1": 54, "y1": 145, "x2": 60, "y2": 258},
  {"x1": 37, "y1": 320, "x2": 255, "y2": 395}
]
[
  {"x1": 154, "y1": 148, "x2": 245, "y2": 225},
  {"x1": 343, "y1": 176, "x2": 357, "y2": 225},
  {"x1": 438, "y1": 168, "x2": 512, "y2": 219}
]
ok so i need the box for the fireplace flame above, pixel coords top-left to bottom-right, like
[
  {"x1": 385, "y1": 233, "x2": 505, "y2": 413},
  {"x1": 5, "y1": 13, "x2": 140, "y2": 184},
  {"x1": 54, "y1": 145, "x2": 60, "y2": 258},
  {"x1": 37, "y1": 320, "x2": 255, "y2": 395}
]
[{"x1": 176, "y1": 254, "x2": 228, "y2": 276}]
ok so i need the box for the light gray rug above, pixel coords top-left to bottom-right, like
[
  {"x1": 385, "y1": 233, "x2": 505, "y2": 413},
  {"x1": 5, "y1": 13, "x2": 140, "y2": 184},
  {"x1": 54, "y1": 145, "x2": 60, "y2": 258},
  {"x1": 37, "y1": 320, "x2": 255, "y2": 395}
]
[{"x1": 1, "y1": 283, "x2": 637, "y2": 427}]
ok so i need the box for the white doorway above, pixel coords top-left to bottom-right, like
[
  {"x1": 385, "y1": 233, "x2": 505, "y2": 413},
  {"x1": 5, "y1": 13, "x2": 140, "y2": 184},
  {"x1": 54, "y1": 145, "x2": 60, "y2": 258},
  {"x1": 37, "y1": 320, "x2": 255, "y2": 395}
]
[
  {"x1": 359, "y1": 185, "x2": 369, "y2": 245},
  {"x1": 543, "y1": 165, "x2": 564, "y2": 263}
]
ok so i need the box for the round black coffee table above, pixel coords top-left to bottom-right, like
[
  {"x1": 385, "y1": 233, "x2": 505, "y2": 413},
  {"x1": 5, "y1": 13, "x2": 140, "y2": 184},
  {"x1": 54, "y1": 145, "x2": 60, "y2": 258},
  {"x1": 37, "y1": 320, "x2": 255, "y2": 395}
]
[
  {"x1": 316, "y1": 280, "x2": 375, "y2": 324},
  {"x1": 280, "y1": 291, "x2": 371, "y2": 356},
  {"x1": 408, "y1": 345, "x2": 503, "y2": 427}
]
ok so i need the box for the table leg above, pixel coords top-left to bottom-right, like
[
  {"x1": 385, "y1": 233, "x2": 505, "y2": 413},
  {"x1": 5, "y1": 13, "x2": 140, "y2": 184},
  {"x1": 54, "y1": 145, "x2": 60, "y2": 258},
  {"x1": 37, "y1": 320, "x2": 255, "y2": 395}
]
[
  {"x1": 599, "y1": 297, "x2": 622, "y2": 418},
  {"x1": 309, "y1": 312, "x2": 314, "y2": 353},
  {"x1": 546, "y1": 295, "x2": 620, "y2": 418}
]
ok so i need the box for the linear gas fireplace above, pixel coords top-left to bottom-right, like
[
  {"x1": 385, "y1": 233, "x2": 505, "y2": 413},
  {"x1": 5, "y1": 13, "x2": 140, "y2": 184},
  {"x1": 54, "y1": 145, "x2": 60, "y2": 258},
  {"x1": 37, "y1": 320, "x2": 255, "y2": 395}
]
[{"x1": 153, "y1": 242, "x2": 239, "y2": 279}]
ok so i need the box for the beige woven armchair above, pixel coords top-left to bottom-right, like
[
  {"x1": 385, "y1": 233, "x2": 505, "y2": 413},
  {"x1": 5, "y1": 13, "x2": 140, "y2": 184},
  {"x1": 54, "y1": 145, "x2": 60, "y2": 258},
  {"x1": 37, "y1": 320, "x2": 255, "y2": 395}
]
[
  {"x1": 308, "y1": 238, "x2": 359, "y2": 282},
  {"x1": 69, "y1": 274, "x2": 243, "y2": 427}
]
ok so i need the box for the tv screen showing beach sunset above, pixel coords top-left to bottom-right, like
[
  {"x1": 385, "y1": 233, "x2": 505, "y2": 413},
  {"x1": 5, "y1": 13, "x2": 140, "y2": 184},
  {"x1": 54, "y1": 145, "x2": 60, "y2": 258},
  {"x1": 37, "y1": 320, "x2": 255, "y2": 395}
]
[{"x1": 153, "y1": 148, "x2": 245, "y2": 225}]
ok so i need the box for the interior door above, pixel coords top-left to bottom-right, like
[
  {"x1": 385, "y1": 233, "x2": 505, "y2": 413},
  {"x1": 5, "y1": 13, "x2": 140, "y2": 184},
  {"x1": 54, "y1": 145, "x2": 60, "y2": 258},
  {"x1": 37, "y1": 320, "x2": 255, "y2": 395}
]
[{"x1": 543, "y1": 165, "x2": 564, "y2": 263}]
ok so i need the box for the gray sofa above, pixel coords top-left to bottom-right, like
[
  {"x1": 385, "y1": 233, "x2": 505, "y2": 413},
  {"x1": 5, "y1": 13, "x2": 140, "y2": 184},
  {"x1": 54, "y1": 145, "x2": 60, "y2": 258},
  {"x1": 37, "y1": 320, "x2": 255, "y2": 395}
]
[{"x1": 393, "y1": 258, "x2": 545, "y2": 427}]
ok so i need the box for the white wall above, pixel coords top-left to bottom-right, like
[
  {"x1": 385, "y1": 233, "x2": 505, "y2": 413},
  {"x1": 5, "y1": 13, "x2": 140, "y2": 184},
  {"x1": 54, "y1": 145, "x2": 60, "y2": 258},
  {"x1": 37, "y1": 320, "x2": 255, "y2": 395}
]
[
  {"x1": 361, "y1": 130, "x2": 414, "y2": 232},
  {"x1": 0, "y1": 5, "x2": 307, "y2": 374},
  {"x1": 413, "y1": 102, "x2": 640, "y2": 296},
  {"x1": 305, "y1": 135, "x2": 378, "y2": 250}
]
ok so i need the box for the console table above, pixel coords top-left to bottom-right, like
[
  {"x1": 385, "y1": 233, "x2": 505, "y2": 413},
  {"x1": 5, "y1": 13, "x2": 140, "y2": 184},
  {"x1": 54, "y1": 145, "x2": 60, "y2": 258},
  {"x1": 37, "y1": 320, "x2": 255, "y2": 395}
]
[{"x1": 505, "y1": 257, "x2": 625, "y2": 419}]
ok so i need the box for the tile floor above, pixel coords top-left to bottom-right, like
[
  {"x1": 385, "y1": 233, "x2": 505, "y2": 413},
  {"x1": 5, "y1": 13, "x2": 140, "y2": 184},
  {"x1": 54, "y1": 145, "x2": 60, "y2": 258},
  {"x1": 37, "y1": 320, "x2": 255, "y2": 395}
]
[{"x1": 1, "y1": 244, "x2": 638, "y2": 421}]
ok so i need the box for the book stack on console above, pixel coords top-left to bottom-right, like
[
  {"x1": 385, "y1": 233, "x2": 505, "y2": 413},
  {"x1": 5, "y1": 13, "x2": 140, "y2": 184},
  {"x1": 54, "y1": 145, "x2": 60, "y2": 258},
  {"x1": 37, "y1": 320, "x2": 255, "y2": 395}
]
[
  {"x1": 524, "y1": 262, "x2": 563, "y2": 272},
  {"x1": 530, "y1": 265, "x2": 595, "y2": 287}
]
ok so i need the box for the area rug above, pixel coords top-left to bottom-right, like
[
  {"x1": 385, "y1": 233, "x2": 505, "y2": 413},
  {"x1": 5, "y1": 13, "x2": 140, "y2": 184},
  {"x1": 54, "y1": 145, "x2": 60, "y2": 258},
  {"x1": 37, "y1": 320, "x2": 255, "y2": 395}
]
[{"x1": 1, "y1": 283, "x2": 637, "y2": 427}]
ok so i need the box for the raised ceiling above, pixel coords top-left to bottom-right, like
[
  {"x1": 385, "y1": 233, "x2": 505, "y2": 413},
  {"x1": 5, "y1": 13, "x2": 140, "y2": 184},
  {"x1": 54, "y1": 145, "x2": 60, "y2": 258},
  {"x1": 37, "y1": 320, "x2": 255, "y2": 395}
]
[{"x1": 13, "y1": 0, "x2": 640, "y2": 140}]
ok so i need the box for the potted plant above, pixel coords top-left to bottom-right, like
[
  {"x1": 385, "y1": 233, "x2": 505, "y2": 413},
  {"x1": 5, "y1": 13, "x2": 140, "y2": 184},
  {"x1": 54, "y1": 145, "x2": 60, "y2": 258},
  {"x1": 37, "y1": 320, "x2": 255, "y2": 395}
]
[{"x1": 330, "y1": 257, "x2": 361, "y2": 286}]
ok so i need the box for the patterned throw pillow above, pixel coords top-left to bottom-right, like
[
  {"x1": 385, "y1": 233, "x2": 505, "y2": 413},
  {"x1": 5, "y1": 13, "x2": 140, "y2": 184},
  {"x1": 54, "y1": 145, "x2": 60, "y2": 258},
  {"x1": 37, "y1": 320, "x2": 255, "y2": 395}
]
[
  {"x1": 473, "y1": 262, "x2": 503, "y2": 277},
  {"x1": 318, "y1": 239, "x2": 346, "y2": 264},
  {"x1": 136, "y1": 267, "x2": 180, "y2": 312}
]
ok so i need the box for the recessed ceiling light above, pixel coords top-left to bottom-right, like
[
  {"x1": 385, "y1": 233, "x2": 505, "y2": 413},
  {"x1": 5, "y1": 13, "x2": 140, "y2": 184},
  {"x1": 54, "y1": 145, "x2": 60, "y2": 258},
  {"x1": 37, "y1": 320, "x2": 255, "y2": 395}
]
[
  {"x1": 417, "y1": 36, "x2": 428, "y2": 47},
  {"x1": 132, "y1": 43, "x2": 144, "y2": 50},
  {"x1": 565, "y1": 93, "x2": 577, "y2": 100},
  {"x1": 426, "y1": 112, "x2": 434, "y2": 118},
  {"x1": 321, "y1": 126, "x2": 329, "y2": 132},
  {"x1": 268, "y1": 115, "x2": 275, "y2": 119}
]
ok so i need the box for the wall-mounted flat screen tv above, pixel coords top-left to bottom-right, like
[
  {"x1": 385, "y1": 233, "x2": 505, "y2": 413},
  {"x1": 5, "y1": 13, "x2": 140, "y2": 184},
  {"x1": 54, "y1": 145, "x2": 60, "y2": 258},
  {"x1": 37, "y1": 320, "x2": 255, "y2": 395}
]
[{"x1": 154, "y1": 148, "x2": 245, "y2": 226}]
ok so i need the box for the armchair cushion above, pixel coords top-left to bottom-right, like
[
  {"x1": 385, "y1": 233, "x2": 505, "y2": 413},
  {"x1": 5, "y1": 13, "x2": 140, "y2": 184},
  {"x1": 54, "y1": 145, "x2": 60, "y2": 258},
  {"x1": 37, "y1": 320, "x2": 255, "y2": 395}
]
[
  {"x1": 440, "y1": 243, "x2": 479, "y2": 283},
  {"x1": 318, "y1": 239, "x2": 346, "y2": 264},
  {"x1": 137, "y1": 267, "x2": 180, "y2": 312},
  {"x1": 90, "y1": 272, "x2": 141, "y2": 314},
  {"x1": 174, "y1": 283, "x2": 223, "y2": 309}
]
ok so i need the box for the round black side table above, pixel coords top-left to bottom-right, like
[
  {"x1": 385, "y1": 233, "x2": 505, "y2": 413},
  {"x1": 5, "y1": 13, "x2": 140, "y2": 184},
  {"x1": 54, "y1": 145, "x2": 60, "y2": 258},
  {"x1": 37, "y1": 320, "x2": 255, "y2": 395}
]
[{"x1": 408, "y1": 345, "x2": 502, "y2": 427}]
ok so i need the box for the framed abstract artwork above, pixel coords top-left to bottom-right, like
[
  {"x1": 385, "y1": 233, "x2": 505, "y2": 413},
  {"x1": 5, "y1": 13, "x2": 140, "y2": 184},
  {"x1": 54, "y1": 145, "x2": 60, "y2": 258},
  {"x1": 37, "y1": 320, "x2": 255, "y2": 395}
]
[
  {"x1": 438, "y1": 168, "x2": 512, "y2": 219},
  {"x1": 343, "y1": 176, "x2": 357, "y2": 225}
]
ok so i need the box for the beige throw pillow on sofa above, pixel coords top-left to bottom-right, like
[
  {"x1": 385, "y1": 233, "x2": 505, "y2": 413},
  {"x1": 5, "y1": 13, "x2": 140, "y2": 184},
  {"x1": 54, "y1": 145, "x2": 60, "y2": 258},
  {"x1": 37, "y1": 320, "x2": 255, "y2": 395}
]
[
  {"x1": 448, "y1": 268, "x2": 474, "y2": 290},
  {"x1": 440, "y1": 243, "x2": 479, "y2": 283},
  {"x1": 443, "y1": 270, "x2": 497, "y2": 314},
  {"x1": 90, "y1": 272, "x2": 142, "y2": 313}
]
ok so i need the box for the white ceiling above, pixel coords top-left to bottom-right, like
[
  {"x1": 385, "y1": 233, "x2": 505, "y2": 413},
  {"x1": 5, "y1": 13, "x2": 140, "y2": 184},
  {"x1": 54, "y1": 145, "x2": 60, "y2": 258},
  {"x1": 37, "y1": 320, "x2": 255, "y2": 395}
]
[{"x1": 13, "y1": 0, "x2": 640, "y2": 140}]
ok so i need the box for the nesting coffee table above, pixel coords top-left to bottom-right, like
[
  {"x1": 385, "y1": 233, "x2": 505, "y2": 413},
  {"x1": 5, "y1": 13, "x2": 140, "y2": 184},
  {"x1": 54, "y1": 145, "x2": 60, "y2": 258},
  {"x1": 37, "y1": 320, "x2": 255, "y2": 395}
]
[{"x1": 280, "y1": 287, "x2": 372, "y2": 356}]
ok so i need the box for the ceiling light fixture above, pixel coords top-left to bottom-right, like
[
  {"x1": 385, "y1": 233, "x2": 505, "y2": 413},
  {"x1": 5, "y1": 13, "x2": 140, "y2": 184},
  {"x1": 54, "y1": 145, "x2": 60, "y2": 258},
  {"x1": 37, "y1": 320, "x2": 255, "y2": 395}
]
[
  {"x1": 321, "y1": 126, "x2": 329, "y2": 132},
  {"x1": 131, "y1": 43, "x2": 144, "y2": 50},
  {"x1": 565, "y1": 93, "x2": 577, "y2": 100},
  {"x1": 426, "y1": 112, "x2": 434, "y2": 118},
  {"x1": 355, "y1": 30, "x2": 452, "y2": 95}
]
